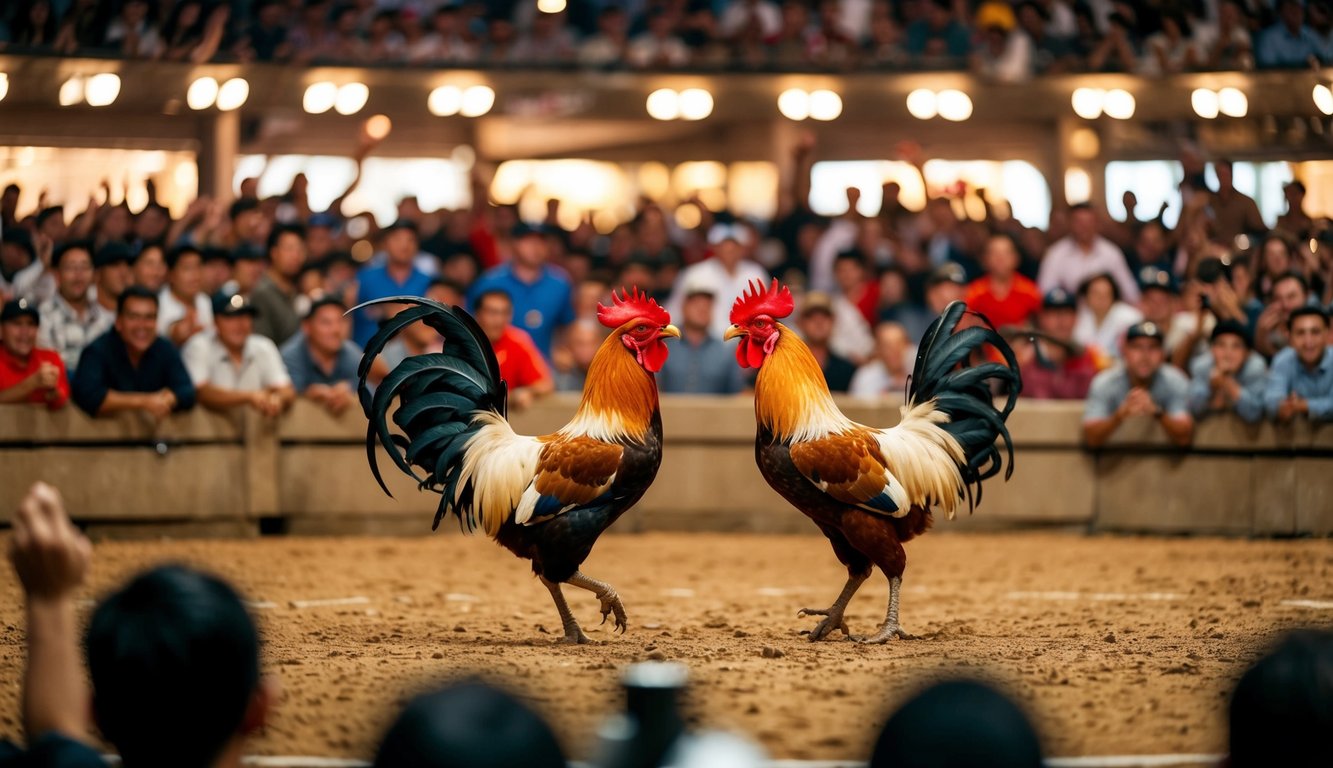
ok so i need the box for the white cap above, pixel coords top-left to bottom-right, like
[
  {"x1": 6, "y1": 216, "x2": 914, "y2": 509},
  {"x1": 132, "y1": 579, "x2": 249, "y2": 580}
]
[{"x1": 707, "y1": 222, "x2": 751, "y2": 247}]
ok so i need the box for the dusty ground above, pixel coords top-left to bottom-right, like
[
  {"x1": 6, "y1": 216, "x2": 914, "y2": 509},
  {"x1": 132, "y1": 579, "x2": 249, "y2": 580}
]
[{"x1": 0, "y1": 530, "x2": 1330, "y2": 762}]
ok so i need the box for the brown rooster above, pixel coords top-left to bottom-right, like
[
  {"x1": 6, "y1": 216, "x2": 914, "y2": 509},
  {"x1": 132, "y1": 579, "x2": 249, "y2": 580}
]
[{"x1": 725, "y1": 280, "x2": 1019, "y2": 643}]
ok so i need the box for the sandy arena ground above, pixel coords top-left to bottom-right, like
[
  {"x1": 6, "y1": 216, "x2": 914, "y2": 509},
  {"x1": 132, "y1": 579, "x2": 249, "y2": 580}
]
[{"x1": 1, "y1": 530, "x2": 1331, "y2": 762}]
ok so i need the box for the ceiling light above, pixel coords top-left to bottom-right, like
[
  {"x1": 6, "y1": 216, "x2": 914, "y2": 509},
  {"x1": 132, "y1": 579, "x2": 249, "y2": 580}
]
[
  {"x1": 537, "y1": 0, "x2": 566, "y2": 11},
  {"x1": 906, "y1": 88, "x2": 937, "y2": 120},
  {"x1": 334, "y1": 82, "x2": 368, "y2": 115},
  {"x1": 936, "y1": 89, "x2": 972, "y2": 121},
  {"x1": 1217, "y1": 87, "x2": 1247, "y2": 118},
  {"x1": 364, "y1": 114, "x2": 392, "y2": 141},
  {"x1": 459, "y1": 85, "x2": 495, "y2": 117},
  {"x1": 84, "y1": 73, "x2": 121, "y2": 107},
  {"x1": 808, "y1": 89, "x2": 842, "y2": 121},
  {"x1": 303, "y1": 81, "x2": 337, "y2": 114},
  {"x1": 1190, "y1": 88, "x2": 1218, "y2": 119},
  {"x1": 646, "y1": 88, "x2": 679, "y2": 121},
  {"x1": 428, "y1": 85, "x2": 462, "y2": 116},
  {"x1": 1103, "y1": 89, "x2": 1134, "y2": 120},
  {"x1": 187, "y1": 76, "x2": 218, "y2": 110},
  {"x1": 216, "y1": 78, "x2": 249, "y2": 111},
  {"x1": 678, "y1": 88, "x2": 713, "y2": 120},
  {"x1": 0, "y1": 73, "x2": 10, "y2": 104},
  {"x1": 59, "y1": 76, "x2": 84, "y2": 106},
  {"x1": 777, "y1": 88, "x2": 810, "y2": 121},
  {"x1": 1314, "y1": 84, "x2": 1333, "y2": 116},
  {"x1": 1071, "y1": 87, "x2": 1104, "y2": 119}
]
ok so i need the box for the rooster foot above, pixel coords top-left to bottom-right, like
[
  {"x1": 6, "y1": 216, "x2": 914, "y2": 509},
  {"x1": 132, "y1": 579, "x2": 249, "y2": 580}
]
[
  {"x1": 797, "y1": 607, "x2": 852, "y2": 641},
  {"x1": 598, "y1": 591, "x2": 628, "y2": 635},
  {"x1": 558, "y1": 626, "x2": 593, "y2": 645},
  {"x1": 856, "y1": 624, "x2": 918, "y2": 644}
]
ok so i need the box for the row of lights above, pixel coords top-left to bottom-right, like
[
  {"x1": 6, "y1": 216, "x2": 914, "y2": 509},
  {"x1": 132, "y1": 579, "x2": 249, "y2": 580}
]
[
  {"x1": 186, "y1": 77, "x2": 250, "y2": 111},
  {"x1": 1071, "y1": 87, "x2": 1136, "y2": 120},
  {"x1": 777, "y1": 88, "x2": 843, "y2": 121},
  {"x1": 1191, "y1": 87, "x2": 1248, "y2": 119},
  {"x1": 905, "y1": 88, "x2": 973, "y2": 121},
  {"x1": 645, "y1": 88, "x2": 714, "y2": 121},
  {"x1": 427, "y1": 85, "x2": 496, "y2": 117}
]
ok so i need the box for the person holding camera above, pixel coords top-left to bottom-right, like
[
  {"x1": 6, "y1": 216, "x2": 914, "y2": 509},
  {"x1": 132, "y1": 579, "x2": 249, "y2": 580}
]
[{"x1": 1167, "y1": 256, "x2": 1247, "y2": 372}]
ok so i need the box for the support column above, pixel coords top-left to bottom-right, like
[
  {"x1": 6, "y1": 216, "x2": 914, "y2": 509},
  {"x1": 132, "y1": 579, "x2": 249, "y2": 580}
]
[{"x1": 196, "y1": 110, "x2": 240, "y2": 201}]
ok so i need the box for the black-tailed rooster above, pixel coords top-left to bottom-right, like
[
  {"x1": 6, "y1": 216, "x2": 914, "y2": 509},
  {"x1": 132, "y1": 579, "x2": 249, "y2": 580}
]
[
  {"x1": 725, "y1": 280, "x2": 1019, "y2": 643},
  {"x1": 356, "y1": 289, "x2": 679, "y2": 643}
]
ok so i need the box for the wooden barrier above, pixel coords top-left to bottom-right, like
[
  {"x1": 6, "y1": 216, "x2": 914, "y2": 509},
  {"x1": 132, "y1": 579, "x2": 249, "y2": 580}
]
[{"x1": 1, "y1": 396, "x2": 1330, "y2": 536}]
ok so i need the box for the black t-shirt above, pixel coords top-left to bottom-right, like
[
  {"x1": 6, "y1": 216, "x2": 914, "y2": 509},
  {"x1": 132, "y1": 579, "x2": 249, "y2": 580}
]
[{"x1": 0, "y1": 733, "x2": 106, "y2": 768}]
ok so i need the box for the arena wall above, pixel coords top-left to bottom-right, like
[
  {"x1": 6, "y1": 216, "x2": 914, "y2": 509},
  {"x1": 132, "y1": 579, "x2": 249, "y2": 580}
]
[{"x1": 1, "y1": 397, "x2": 1329, "y2": 537}]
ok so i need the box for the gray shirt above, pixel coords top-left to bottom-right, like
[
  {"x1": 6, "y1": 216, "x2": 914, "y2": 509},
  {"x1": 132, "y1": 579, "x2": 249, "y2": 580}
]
[
  {"x1": 1083, "y1": 363, "x2": 1191, "y2": 422},
  {"x1": 657, "y1": 331, "x2": 745, "y2": 395},
  {"x1": 1187, "y1": 351, "x2": 1267, "y2": 423},
  {"x1": 279, "y1": 332, "x2": 363, "y2": 392},
  {"x1": 250, "y1": 274, "x2": 304, "y2": 346}
]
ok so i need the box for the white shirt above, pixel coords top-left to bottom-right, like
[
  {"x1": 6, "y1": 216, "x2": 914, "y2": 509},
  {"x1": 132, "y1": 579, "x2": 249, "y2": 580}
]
[
  {"x1": 158, "y1": 288, "x2": 214, "y2": 337},
  {"x1": 830, "y1": 294, "x2": 875, "y2": 362},
  {"x1": 665, "y1": 258, "x2": 771, "y2": 338},
  {"x1": 183, "y1": 331, "x2": 291, "y2": 391},
  {"x1": 1, "y1": 259, "x2": 50, "y2": 303},
  {"x1": 718, "y1": 0, "x2": 782, "y2": 38},
  {"x1": 808, "y1": 218, "x2": 858, "y2": 294},
  {"x1": 1073, "y1": 302, "x2": 1143, "y2": 360},
  {"x1": 1037, "y1": 236, "x2": 1142, "y2": 304},
  {"x1": 849, "y1": 353, "x2": 915, "y2": 399}
]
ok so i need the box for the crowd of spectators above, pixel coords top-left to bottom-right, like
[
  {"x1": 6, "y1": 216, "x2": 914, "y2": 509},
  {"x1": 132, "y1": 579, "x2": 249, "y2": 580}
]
[
  {"x1": 1, "y1": 134, "x2": 1331, "y2": 448},
  {"x1": 1, "y1": 0, "x2": 1330, "y2": 75}
]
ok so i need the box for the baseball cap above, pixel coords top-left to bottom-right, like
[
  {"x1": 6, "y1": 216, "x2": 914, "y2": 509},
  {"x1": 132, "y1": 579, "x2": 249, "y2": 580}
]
[
  {"x1": 682, "y1": 276, "x2": 716, "y2": 299},
  {"x1": 707, "y1": 223, "x2": 751, "y2": 247},
  {"x1": 1125, "y1": 321, "x2": 1165, "y2": 343},
  {"x1": 511, "y1": 221, "x2": 550, "y2": 239},
  {"x1": 1210, "y1": 319, "x2": 1251, "y2": 346},
  {"x1": 307, "y1": 212, "x2": 340, "y2": 230},
  {"x1": 1138, "y1": 267, "x2": 1179, "y2": 295},
  {"x1": 0, "y1": 298, "x2": 40, "y2": 324},
  {"x1": 93, "y1": 242, "x2": 134, "y2": 269},
  {"x1": 927, "y1": 262, "x2": 967, "y2": 287},
  {"x1": 1042, "y1": 288, "x2": 1076, "y2": 310},
  {"x1": 800, "y1": 291, "x2": 834, "y2": 317},
  {"x1": 213, "y1": 293, "x2": 258, "y2": 318},
  {"x1": 381, "y1": 218, "x2": 419, "y2": 237}
]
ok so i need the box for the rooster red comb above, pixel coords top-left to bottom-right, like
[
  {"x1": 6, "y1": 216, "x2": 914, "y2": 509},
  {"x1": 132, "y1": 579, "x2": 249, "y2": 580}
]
[
  {"x1": 730, "y1": 278, "x2": 794, "y2": 324},
  {"x1": 597, "y1": 286, "x2": 670, "y2": 329}
]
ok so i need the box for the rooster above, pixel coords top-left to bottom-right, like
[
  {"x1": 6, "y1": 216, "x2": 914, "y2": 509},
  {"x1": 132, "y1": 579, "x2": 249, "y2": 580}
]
[
  {"x1": 356, "y1": 289, "x2": 679, "y2": 643},
  {"x1": 725, "y1": 280, "x2": 1019, "y2": 643}
]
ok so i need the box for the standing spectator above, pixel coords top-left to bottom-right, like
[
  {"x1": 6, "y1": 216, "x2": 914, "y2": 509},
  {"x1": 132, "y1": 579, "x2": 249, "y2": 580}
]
[
  {"x1": 251, "y1": 223, "x2": 308, "y2": 345},
  {"x1": 71, "y1": 286, "x2": 196, "y2": 419},
  {"x1": 281, "y1": 296, "x2": 374, "y2": 416},
  {"x1": 132, "y1": 242, "x2": 169, "y2": 294},
  {"x1": 1256, "y1": 0, "x2": 1330, "y2": 67},
  {"x1": 469, "y1": 223, "x2": 575, "y2": 360},
  {"x1": 667, "y1": 223, "x2": 770, "y2": 338},
  {"x1": 91, "y1": 243, "x2": 134, "y2": 318},
  {"x1": 1275, "y1": 181, "x2": 1314, "y2": 240},
  {"x1": 1188, "y1": 320, "x2": 1267, "y2": 423},
  {"x1": 1209, "y1": 160, "x2": 1267, "y2": 244},
  {"x1": 0, "y1": 299, "x2": 69, "y2": 409},
  {"x1": 905, "y1": 0, "x2": 973, "y2": 65},
  {"x1": 796, "y1": 292, "x2": 858, "y2": 393},
  {"x1": 964, "y1": 233, "x2": 1043, "y2": 330},
  {"x1": 199, "y1": 247, "x2": 233, "y2": 300},
  {"x1": 1, "y1": 230, "x2": 43, "y2": 302},
  {"x1": 1264, "y1": 306, "x2": 1333, "y2": 422},
  {"x1": 849, "y1": 321, "x2": 913, "y2": 399},
  {"x1": 38, "y1": 241, "x2": 113, "y2": 374},
  {"x1": 158, "y1": 244, "x2": 214, "y2": 347},
  {"x1": 1073, "y1": 272, "x2": 1143, "y2": 361},
  {"x1": 225, "y1": 245, "x2": 266, "y2": 300},
  {"x1": 1253, "y1": 271, "x2": 1314, "y2": 359},
  {"x1": 1016, "y1": 289, "x2": 1105, "y2": 400},
  {"x1": 658, "y1": 285, "x2": 745, "y2": 395},
  {"x1": 1125, "y1": 221, "x2": 1173, "y2": 275},
  {"x1": 355, "y1": 220, "x2": 432, "y2": 347},
  {"x1": 1038, "y1": 203, "x2": 1141, "y2": 304},
  {"x1": 1137, "y1": 268, "x2": 1179, "y2": 330},
  {"x1": 184, "y1": 295, "x2": 295, "y2": 417},
  {"x1": 472, "y1": 289, "x2": 554, "y2": 410},
  {"x1": 1083, "y1": 322, "x2": 1194, "y2": 448},
  {"x1": 972, "y1": 9, "x2": 1033, "y2": 82}
]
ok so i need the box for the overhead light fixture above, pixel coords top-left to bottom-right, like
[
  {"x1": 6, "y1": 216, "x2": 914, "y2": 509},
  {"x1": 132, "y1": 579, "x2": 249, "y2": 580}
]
[
  {"x1": 364, "y1": 114, "x2": 392, "y2": 140},
  {"x1": 459, "y1": 85, "x2": 495, "y2": 117},
  {"x1": 1314, "y1": 84, "x2": 1333, "y2": 116},
  {"x1": 0, "y1": 73, "x2": 9, "y2": 104},
  {"x1": 1217, "y1": 87, "x2": 1247, "y2": 118},
  {"x1": 428, "y1": 85, "x2": 462, "y2": 116},
  {"x1": 216, "y1": 77, "x2": 249, "y2": 111},
  {"x1": 84, "y1": 73, "x2": 121, "y2": 107},
  {"x1": 777, "y1": 88, "x2": 810, "y2": 121},
  {"x1": 777, "y1": 88, "x2": 840, "y2": 121},
  {"x1": 537, "y1": 0, "x2": 566, "y2": 12},
  {"x1": 1190, "y1": 88, "x2": 1219, "y2": 119},
  {"x1": 936, "y1": 89, "x2": 972, "y2": 121},
  {"x1": 808, "y1": 89, "x2": 842, "y2": 121},
  {"x1": 906, "y1": 88, "x2": 937, "y2": 120},
  {"x1": 1103, "y1": 88, "x2": 1135, "y2": 119},
  {"x1": 59, "y1": 75, "x2": 85, "y2": 107},
  {"x1": 334, "y1": 82, "x2": 369, "y2": 115},
  {"x1": 303, "y1": 81, "x2": 337, "y2": 114},
  {"x1": 646, "y1": 88, "x2": 680, "y2": 121},
  {"x1": 678, "y1": 88, "x2": 713, "y2": 120},
  {"x1": 1071, "y1": 87, "x2": 1105, "y2": 119},
  {"x1": 187, "y1": 76, "x2": 219, "y2": 110}
]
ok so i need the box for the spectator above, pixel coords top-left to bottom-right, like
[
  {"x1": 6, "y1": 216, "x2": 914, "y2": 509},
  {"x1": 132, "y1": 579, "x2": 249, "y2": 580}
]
[
  {"x1": 200, "y1": 247, "x2": 233, "y2": 299},
  {"x1": 469, "y1": 223, "x2": 574, "y2": 361},
  {"x1": 104, "y1": 0, "x2": 162, "y2": 58},
  {"x1": 235, "y1": 0, "x2": 292, "y2": 62},
  {"x1": 372, "y1": 681, "x2": 566, "y2": 768},
  {"x1": 1125, "y1": 221, "x2": 1173, "y2": 275},
  {"x1": 972, "y1": 7, "x2": 1033, "y2": 82},
  {"x1": 964, "y1": 233, "x2": 1043, "y2": 330},
  {"x1": 281, "y1": 296, "x2": 375, "y2": 416},
  {"x1": 905, "y1": 0, "x2": 973, "y2": 65},
  {"x1": 158, "y1": 244, "x2": 214, "y2": 347},
  {"x1": 251, "y1": 223, "x2": 309, "y2": 345},
  {"x1": 826, "y1": 255, "x2": 877, "y2": 362},
  {"x1": 579, "y1": 7, "x2": 628, "y2": 66},
  {"x1": 552, "y1": 319, "x2": 602, "y2": 392},
  {"x1": 796, "y1": 292, "x2": 858, "y2": 393},
  {"x1": 380, "y1": 301, "x2": 447, "y2": 370},
  {"x1": 1016, "y1": 289, "x2": 1105, "y2": 400},
  {"x1": 1073, "y1": 272, "x2": 1143, "y2": 361},
  {"x1": 1083, "y1": 321, "x2": 1194, "y2": 448},
  {"x1": 355, "y1": 220, "x2": 433, "y2": 347},
  {"x1": 38, "y1": 241, "x2": 113, "y2": 374},
  {"x1": 1256, "y1": 0, "x2": 1330, "y2": 68},
  {"x1": 1140, "y1": 11, "x2": 1200, "y2": 75},
  {"x1": 1, "y1": 229, "x2": 43, "y2": 302},
  {"x1": 850, "y1": 321, "x2": 913, "y2": 399},
  {"x1": 1198, "y1": 0, "x2": 1256, "y2": 70},
  {"x1": 473, "y1": 289, "x2": 554, "y2": 409},
  {"x1": 657, "y1": 284, "x2": 744, "y2": 395},
  {"x1": 719, "y1": 0, "x2": 783, "y2": 40},
  {"x1": 184, "y1": 295, "x2": 295, "y2": 417},
  {"x1": 1253, "y1": 271, "x2": 1314, "y2": 359},
  {"x1": 1136, "y1": 267, "x2": 1178, "y2": 330},
  {"x1": 0, "y1": 299, "x2": 69, "y2": 409},
  {"x1": 91, "y1": 242, "x2": 134, "y2": 317},
  {"x1": 411, "y1": 6, "x2": 477, "y2": 63},
  {"x1": 132, "y1": 242, "x2": 169, "y2": 294},
  {"x1": 876, "y1": 266, "x2": 934, "y2": 343},
  {"x1": 1264, "y1": 306, "x2": 1333, "y2": 422},
  {"x1": 915, "y1": 263, "x2": 970, "y2": 342},
  {"x1": 870, "y1": 679, "x2": 1042, "y2": 768},
  {"x1": 1229, "y1": 629, "x2": 1333, "y2": 768},
  {"x1": 667, "y1": 223, "x2": 770, "y2": 339},
  {"x1": 1016, "y1": 1, "x2": 1075, "y2": 74},
  {"x1": 1038, "y1": 203, "x2": 1141, "y2": 304},
  {"x1": 1209, "y1": 160, "x2": 1267, "y2": 244},
  {"x1": 71, "y1": 285, "x2": 196, "y2": 419},
  {"x1": 1275, "y1": 181, "x2": 1314, "y2": 240},
  {"x1": 628, "y1": 8, "x2": 690, "y2": 67},
  {"x1": 1086, "y1": 10, "x2": 1141, "y2": 72},
  {"x1": 1188, "y1": 320, "x2": 1266, "y2": 423},
  {"x1": 224, "y1": 244, "x2": 266, "y2": 300}
]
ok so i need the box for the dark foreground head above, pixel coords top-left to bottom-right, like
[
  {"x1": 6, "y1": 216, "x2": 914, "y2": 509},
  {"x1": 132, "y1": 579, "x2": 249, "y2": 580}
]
[
  {"x1": 870, "y1": 679, "x2": 1043, "y2": 768},
  {"x1": 1229, "y1": 628, "x2": 1333, "y2": 768}
]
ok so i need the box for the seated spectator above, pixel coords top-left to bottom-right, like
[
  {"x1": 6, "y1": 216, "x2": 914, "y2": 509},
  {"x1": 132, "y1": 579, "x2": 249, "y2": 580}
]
[
  {"x1": 1073, "y1": 272, "x2": 1142, "y2": 362},
  {"x1": 1140, "y1": 11, "x2": 1200, "y2": 76},
  {"x1": 92, "y1": 242, "x2": 135, "y2": 317},
  {"x1": 850, "y1": 321, "x2": 913, "y2": 399},
  {"x1": 1256, "y1": 0, "x2": 1330, "y2": 68},
  {"x1": 1083, "y1": 321, "x2": 1194, "y2": 448},
  {"x1": 1253, "y1": 271, "x2": 1315, "y2": 359},
  {"x1": 200, "y1": 247, "x2": 233, "y2": 300},
  {"x1": 372, "y1": 680, "x2": 566, "y2": 768},
  {"x1": 1188, "y1": 320, "x2": 1267, "y2": 423},
  {"x1": 1137, "y1": 268, "x2": 1178, "y2": 330},
  {"x1": 380, "y1": 301, "x2": 447, "y2": 370},
  {"x1": 971, "y1": 9, "x2": 1033, "y2": 83},
  {"x1": 158, "y1": 244, "x2": 214, "y2": 347},
  {"x1": 551, "y1": 319, "x2": 603, "y2": 393},
  {"x1": 964, "y1": 233, "x2": 1042, "y2": 330},
  {"x1": 1229, "y1": 629, "x2": 1333, "y2": 768},
  {"x1": 281, "y1": 296, "x2": 379, "y2": 416},
  {"x1": 0, "y1": 299, "x2": 69, "y2": 409},
  {"x1": 578, "y1": 6, "x2": 628, "y2": 66},
  {"x1": 914, "y1": 263, "x2": 970, "y2": 343},
  {"x1": 656, "y1": 284, "x2": 742, "y2": 395},
  {"x1": 473, "y1": 289, "x2": 554, "y2": 409},
  {"x1": 1264, "y1": 306, "x2": 1333, "y2": 422},
  {"x1": 71, "y1": 286, "x2": 196, "y2": 419},
  {"x1": 905, "y1": 0, "x2": 972, "y2": 65},
  {"x1": 1038, "y1": 203, "x2": 1141, "y2": 304},
  {"x1": 1016, "y1": 289, "x2": 1106, "y2": 400},
  {"x1": 667, "y1": 223, "x2": 770, "y2": 339},
  {"x1": 876, "y1": 266, "x2": 934, "y2": 343},
  {"x1": 224, "y1": 244, "x2": 266, "y2": 300},
  {"x1": 1125, "y1": 221, "x2": 1173, "y2": 276},
  {"x1": 1087, "y1": 10, "x2": 1142, "y2": 72},
  {"x1": 794, "y1": 292, "x2": 857, "y2": 393},
  {"x1": 38, "y1": 241, "x2": 113, "y2": 374},
  {"x1": 870, "y1": 679, "x2": 1042, "y2": 768},
  {"x1": 468, "y1": 222, "x2": 575, "y2": 361},
  {"x1": 184, "y1": 295, "x2": 295, "y2": 417},
  {"x1": 251, "y1": 223, "x2": 309, "y2": 345},
  {"x1": 355, "y1": 219, "x2": 433, "y2": 347},
  {"x1": 833, "y1": 250, "x2": 880, "y2": 329},
  {"x1": 627, "y1": 7, "x2": 690, "y2": 67},
  {"x1": 132, "y1": 242, "x2": 169, "y2": 294}
]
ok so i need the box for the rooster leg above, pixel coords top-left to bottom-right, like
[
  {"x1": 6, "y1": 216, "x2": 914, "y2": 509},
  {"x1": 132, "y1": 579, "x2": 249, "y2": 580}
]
[
  {"x1": 798, "y1": 571, "x2": 867, "y2": 641},
  {"x1": 540, "y1": 576, "x2": 591, "y2": 644},
  {"x1": 859, "y1": 576, "x2": 918, "y2": 644},
  {"x1": 568, "y1": 571, "x2": 628, "y2": 634}
]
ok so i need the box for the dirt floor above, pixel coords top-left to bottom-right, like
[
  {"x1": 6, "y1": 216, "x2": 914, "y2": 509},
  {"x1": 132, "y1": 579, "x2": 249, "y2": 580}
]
[{"x1": 1, "y1": 530, "x2": 1330, "y2": 763}]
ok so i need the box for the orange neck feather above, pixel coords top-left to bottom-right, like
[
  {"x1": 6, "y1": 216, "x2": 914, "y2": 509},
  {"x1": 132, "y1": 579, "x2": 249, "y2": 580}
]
[
  {"x1": 567, "y1": 330, "x2": 658, "y2": 441},
  {"x1": 753, "y1": 325, "x2": 852, "y2": 441}
]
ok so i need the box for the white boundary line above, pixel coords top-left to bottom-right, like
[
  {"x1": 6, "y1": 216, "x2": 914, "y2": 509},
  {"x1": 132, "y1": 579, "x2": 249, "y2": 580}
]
[{"x1": 1280, "y1": 599, "x2": 1333, "y2": 610}]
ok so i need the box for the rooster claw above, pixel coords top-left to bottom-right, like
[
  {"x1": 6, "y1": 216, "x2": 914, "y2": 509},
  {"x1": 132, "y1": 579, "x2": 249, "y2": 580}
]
[
  {"x1": 798, "y1": 607, "x2": 851, "y2": 641},
  {"x1": 598, "y1": 593, "x2": 628, "y2": 635}
]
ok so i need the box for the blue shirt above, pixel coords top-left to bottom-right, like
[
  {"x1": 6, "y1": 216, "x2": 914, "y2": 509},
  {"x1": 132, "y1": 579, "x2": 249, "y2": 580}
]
[
  {"x1": 657, "y1": 332, "x2": 745, "y2": 395},
  {"x1": 1083, "y1": 364, "x2": 1191, "y2": 422},
  {"x1": 71, "y1": 330, "x2": 196, "y2": 416},
  {"x1": 280, "y1": 332, "x2": 364, "y2": 392},
  {"x1": 1188, "y1": 351, "x2": 1267, "y2": 424},
  {"x1": 353, "y1": 264, "x2": 432, "y2": 347},
  {"x1": 467, "y1": 264, "x2": 574, "y2": 359},
  {"x1": 1263, "y1": 346, "x2": 1333, "y2": 421},
  {"x1": 1256, "y1": 23, "x2": 1331, "y2": 68}
]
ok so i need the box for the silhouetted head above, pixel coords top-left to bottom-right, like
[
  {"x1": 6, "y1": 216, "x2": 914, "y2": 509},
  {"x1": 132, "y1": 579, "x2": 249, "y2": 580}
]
[
  {"x1": 870, "y1": 679, "x2": 1042, "y2": 768},
  {"x1": 1229, "y1": 629, "x2": 1333, "y2": 768}
]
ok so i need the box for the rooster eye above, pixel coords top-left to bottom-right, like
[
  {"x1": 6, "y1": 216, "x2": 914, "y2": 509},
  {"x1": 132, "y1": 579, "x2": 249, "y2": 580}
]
[
  {"x1": 753, "y1": 320, "x2": 769, "y2": 329},
  {"x1": 636, "y1": 324, "x2": 649, "y2": 334}
]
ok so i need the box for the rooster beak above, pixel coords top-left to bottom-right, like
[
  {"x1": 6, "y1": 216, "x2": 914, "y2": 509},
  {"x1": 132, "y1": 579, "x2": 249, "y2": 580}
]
[
  {"x1": 723, "y1": 325, "x2": 745, "y2": 341},
  {"x1": 660, "y1": 324, "x2": 681, "y2": 339}
]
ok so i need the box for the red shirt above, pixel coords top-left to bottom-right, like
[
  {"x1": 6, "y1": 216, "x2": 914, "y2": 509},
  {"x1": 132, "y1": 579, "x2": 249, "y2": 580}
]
[
  {"x1": 491, "y1": 327, "x2": 551, "y2": 389},
  {"x1": 964, "y1": 274, "x2": 1043, "y2": 330},
  {"x1": 0, "y1": 345, "x2": 70, "y2": 409}
]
